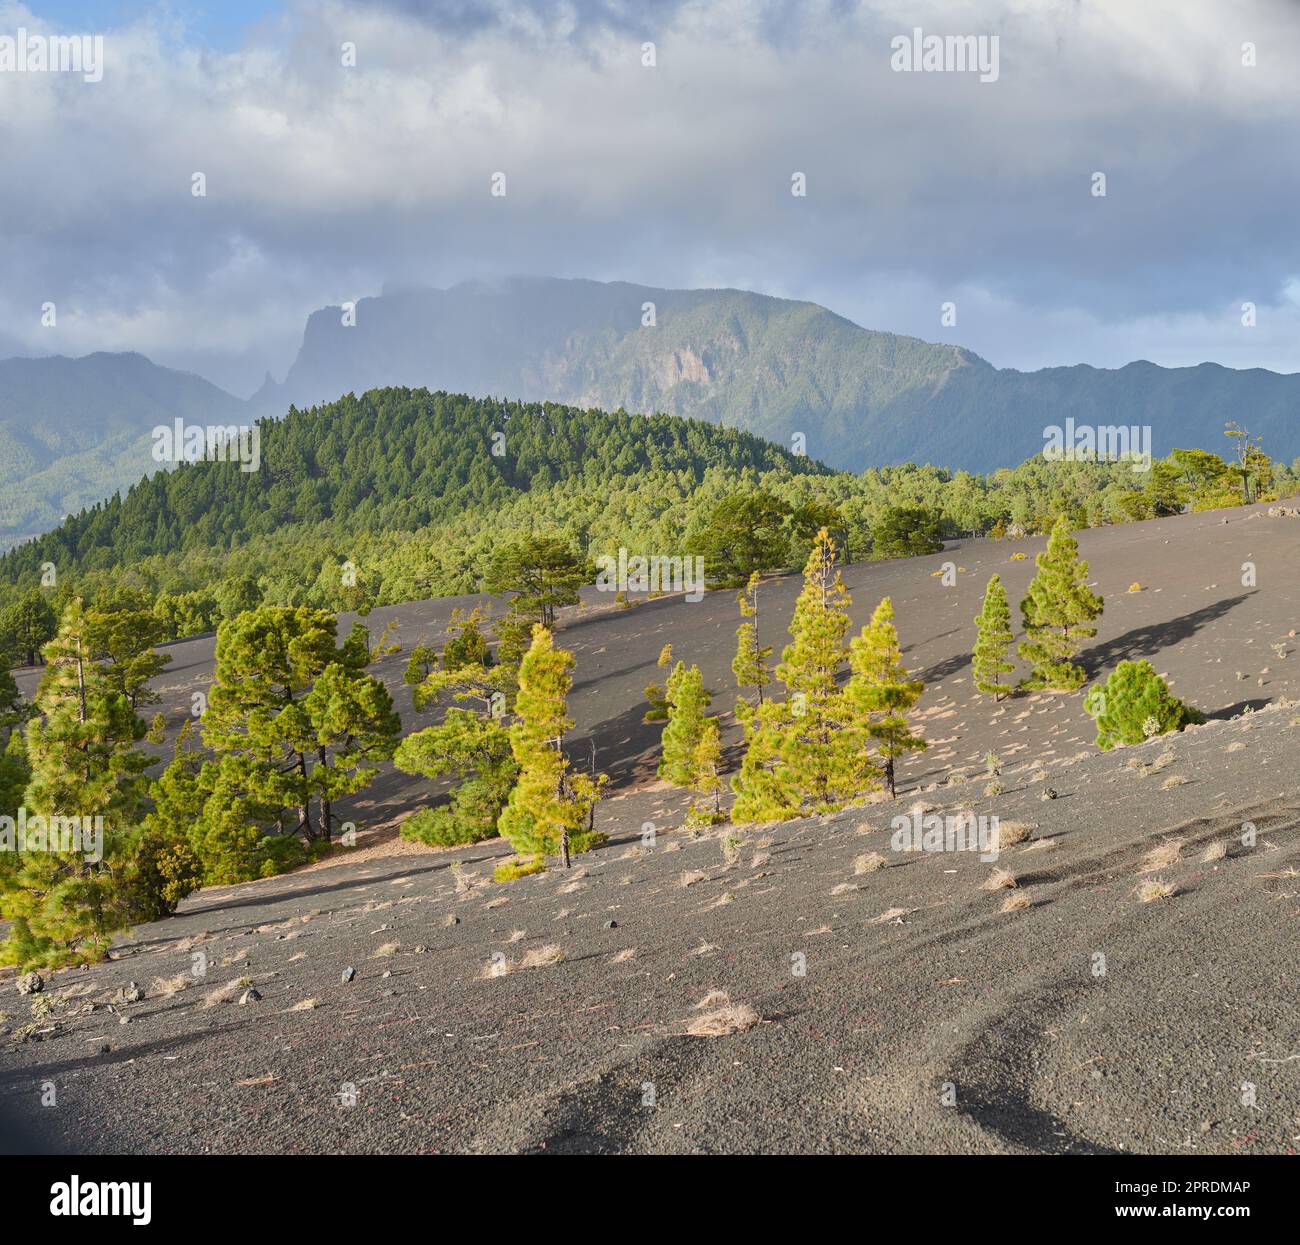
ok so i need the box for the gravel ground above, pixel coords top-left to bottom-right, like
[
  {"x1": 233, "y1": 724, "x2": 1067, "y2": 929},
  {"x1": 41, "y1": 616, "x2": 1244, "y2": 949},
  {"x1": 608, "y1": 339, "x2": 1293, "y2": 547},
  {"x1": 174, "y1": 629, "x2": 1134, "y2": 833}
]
[{"x1": 2, "y1": 502, "x2": 1298, "y2": 1153}]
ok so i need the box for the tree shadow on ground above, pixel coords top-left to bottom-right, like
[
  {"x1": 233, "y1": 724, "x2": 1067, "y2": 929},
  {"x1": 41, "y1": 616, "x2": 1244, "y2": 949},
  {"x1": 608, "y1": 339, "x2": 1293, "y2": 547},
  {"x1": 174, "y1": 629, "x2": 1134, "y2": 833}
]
[{"x1": 1079, "y1": 593, "x2": 1252, "y2": 675}]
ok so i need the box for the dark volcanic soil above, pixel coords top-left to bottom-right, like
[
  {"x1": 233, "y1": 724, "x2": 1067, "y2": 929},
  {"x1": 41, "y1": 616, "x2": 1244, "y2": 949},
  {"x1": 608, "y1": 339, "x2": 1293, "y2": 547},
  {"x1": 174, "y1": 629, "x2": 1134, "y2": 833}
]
[{"x1": 2, "y1": 502, "x2": 1298, "y2": 1154}]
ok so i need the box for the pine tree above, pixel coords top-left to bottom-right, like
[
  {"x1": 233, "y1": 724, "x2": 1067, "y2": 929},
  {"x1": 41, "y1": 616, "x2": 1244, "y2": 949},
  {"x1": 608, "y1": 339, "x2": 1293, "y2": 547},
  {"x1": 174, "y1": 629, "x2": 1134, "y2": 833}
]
[
  {"x1": 688, "y1": 716, "x2": 725, "y2": 826},
  {"x1": 1, "y1": 600, "x2": 151, "y2": 967},
  {"x1": 1087, "y1": 661, "x2": 1205, "y2": 751},
  {"x1": 1018, "y1": 517, "x2": 1103, "y2": 690},
  {"x1": 847, "y1": 597, "x2": 927, "y2": 799},
  {"x1": 732, "y1": 530, "x2": 872, "y2": 820},
  {"x1": 658, "y1": 662, "x2": 711, "y2": 788},
  {"x1": 497, "y1": 626, "x2": 604, "y2": 874},
  {"x1": 972, "y1": 574, "x2": 1015, "y2": 699},
  {"x1": 731, "y1": 571, "x2": 772, "y2": 706}
]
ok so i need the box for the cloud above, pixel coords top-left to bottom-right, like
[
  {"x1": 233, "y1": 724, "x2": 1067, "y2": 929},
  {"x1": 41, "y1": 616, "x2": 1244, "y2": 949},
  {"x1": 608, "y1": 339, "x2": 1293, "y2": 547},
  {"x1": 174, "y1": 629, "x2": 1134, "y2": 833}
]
[{"x1": 1, "y1": 0, "x2": 1298, "y2": 390}]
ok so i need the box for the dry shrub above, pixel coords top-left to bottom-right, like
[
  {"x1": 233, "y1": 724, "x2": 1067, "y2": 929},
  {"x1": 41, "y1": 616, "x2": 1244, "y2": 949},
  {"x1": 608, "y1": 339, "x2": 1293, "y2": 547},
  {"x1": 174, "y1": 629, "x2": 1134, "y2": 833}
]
[
  {"x1": 685, "y1": 1004, "x2": 760, "y2": 1037},
  {"x1": 1141, "y1": 839, "x2": 1183, "y2": 873},
  {"x1": 981, "y1": 868, "x2": 1018, "y2": 891},
  {"x1": 854, "y1": 852, "x2": 887, "y2": 874},
  {"x1": 517, "y1": 944, "x2": 565, "y2": 970},
  {"x1": 1137, "y1": 877, "x2": 1177, "y2": 903},
  {"x1": 1000, "y1": 892, "x2": 1031, "y2": 913}
]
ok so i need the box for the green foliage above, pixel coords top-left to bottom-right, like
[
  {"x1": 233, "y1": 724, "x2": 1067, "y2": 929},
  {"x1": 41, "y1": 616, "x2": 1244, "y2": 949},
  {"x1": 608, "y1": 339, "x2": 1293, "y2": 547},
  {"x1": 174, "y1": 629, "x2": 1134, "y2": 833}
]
[
  {"x1": 0, "y1": 600, "x2": 153, "y2": 967},
  {"x1": 872, "y1": 506, "x2": 943, "y2": 559},
  {"x1": 658, "y1": 662, "x2": 711, "y2": 788},
  {"x1": 202, "y1": 606, "x2": 400, "y2": 845},
  {"x1": 731, "y1": 572, "x2": 772, "y2": 706},
  {"x1": 395, "y1": 708, "x2": 517, "y2": 848},
  {"x1": 493, "y1": 856, "x2": 547, "y2": 883},
  {"x1": 847, "y1": 597, "x2": 927, "y2": 799},
  {"x1": 484, "y1": 535, "x2": 590, "y2": 630},
  {"x1": 972, "y1": 574, "x2": 1015, "y2": 699},
  {"x1": 0, "y1": 589, "x2": 57, "y2": 666},
  {"x1": 691, "y1": 492, "x2": 792, "y2": 587},
  {"x1": 1018, "y1": 517, "x2": 1104, "y2": 691},
  {"x1": 497, "y1": 626, "x2": 605, "y2": 869},
  {"x1": 732, "y1": 530, "x2": 874, "y2": 821},
  {"x1": 1086, "y1": 661, "x2": 1205, "y2": 751}
]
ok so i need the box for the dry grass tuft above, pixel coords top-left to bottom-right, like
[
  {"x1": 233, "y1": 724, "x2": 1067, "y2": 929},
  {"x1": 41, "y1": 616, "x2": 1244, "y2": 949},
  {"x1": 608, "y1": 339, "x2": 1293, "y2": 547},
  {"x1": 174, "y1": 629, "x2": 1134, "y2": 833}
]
[
  {"x1": 693, "y1": 989, "x2": 731, "y2": 1009},
  {"x1": 1000, "y1": 892, "x2": 1031, "y2": 913},
  {"x1": 750, "y1": 851, "x2": 771, "y2": 869},
  {"x1": 830, "y1": 882, "x2": 857, "y2": 896},
  {"x1": 685, "y1": 1004, "x2": 760, "y2": 1038},
  {"x1": 610, "y1": 948, "x2": 636, "y2": 963},
  {"x1": 150, "y1": 973, "x2": 192, "y2": 997},
  {"x1": 517, "y1": 944, "x2": 566, "y2": 970},
  {"x1": 854, "y1": 851, "x2": 887, "y2": 874},
  {"x1": 679, "y1": 869, "x2": 708, "y2": 888},
  {"x1": 372, "y1": 941, "x2": 400, "y2": 958},
  {"x1": 1201, "y1": 840, "x2": 1228, "y2": 863},
  {"x1": 1136, "y1": 877, "x2": 1177, "y2": 903},
  {"x1": 201, "y1": 980, "x2": 246, "y2": 1008},
  {"x1": 288, "y1": 998, "x2": 321, "y2": 1012},
  {"x1": 981, "y1": 868, "x2": 1018, "y2": 891},
  {"x1": 1141, "y1": 839, "x2": 1183, "y2": 873},
  {"x1": 994, "y1": 820, "x2": 1035, "y2": 850},
  {"x1": 1161, "y1": 774, "x2": 1189, "y2": 789}
]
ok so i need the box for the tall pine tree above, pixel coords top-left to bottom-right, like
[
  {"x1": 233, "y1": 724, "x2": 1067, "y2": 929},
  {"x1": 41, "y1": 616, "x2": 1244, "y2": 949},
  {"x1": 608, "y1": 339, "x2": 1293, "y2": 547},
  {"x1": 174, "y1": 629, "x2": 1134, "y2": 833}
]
[
  {"x1": 732, "y1": 530, "x2": 872, "y2": 820},
  {"x1": 847, "y1": 597, "x2": 927, "y2": 799},
  {"x1": 731, "y1": 572, "x2": 772, "y2": 706},
  {"x1": 658, "y1": 662, "x2": 711, "y2": 788},
  {"x1": 497, "y1": 626, "x2": 604, "y2": 873},
  {"x1": 972, "y1": 574, "x2": 1015, "y2": 700},
  {"x1": 1018, "y1": 517, "x2": 1103, "y2": 691}
]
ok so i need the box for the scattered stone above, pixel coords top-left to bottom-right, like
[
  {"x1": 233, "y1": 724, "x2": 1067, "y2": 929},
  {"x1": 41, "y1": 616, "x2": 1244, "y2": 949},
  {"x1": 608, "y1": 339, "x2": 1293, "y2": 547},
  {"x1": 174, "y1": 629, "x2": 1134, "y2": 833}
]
[
  {"x1": 116, "y1": 982, "x2": 144, "y2": 1004},
  {"x1": 16, "y1": 972, "x2": 44, "y2": 996},
  {"x1": 238, "y1": 988, "x2": 262, "y2": 1005},
  {"x1": 604, "y1": 919, "x2": 618, "y2": 929},
  {"x1": 443, "y1": 915, "x2": 460, "y2": 927},
  {"x1": 1040, "y1": 787, "x2": 1058, "y2": 801},
  {"x1": 341, "y1": 966, "x2": 356, "y2": 983}
]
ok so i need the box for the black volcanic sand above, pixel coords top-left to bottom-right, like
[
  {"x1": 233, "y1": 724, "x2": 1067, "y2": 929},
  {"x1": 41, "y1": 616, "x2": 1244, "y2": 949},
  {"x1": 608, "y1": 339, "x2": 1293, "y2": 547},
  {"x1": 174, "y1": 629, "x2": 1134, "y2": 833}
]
[{"x1": 1, "y1": 503, "x2": 1298, "y2": 1154}]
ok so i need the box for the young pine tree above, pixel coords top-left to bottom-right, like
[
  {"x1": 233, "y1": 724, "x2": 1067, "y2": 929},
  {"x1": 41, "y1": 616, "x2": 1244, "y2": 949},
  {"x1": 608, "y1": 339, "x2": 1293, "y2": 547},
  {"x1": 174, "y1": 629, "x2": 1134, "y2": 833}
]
[
  {"x1": 732, "y1": 530, "x2": 871, "y2": 821},
  {"x1": 497, "y1": 626, "x2": 604, "y2": 875},
  {"x1": 1086, "y1": 661, "x2": 1205, "y2": 751},
  {"x1": 847, "y1": 597, "x2": 927, "y2": 800},
  {"x1": 972, "y1": 574, "x2": 1015, "y2": 700},
  {"x1": 1018, "y1": 517, "x2": 1103, "y2": 691},
  {"x1": 658, "y1": 662, "x2": 711, "y2": 788},
  {"x1": 688, "y1": 716, "x2": 725, "y2": 826},
  {"x1": 731, "y1": 572, "x2": 772, "y2": 706},
  {"x1": 1, "y1": 601, "x2": 152, "y2": 968}
]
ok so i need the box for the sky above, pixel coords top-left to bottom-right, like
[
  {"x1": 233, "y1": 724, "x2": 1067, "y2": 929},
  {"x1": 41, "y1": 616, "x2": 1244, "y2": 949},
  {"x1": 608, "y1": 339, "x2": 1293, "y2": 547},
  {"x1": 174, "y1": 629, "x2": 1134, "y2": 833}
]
[{"x1": 3, "y1": 0, "x2": 1300, "y2": 396}]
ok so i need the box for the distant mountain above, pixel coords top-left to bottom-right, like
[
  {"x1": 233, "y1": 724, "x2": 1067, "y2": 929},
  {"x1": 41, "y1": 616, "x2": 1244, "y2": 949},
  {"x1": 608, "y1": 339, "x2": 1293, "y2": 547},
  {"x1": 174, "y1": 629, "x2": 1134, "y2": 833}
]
[
  {"x1": 0, "y1": 352, "x2": 246, "y2": 549},
  {"x1": 260, "y1": 276, "x2": 1300, "y2": 473},
  {"x1": 5, "y1": 279, "x2": 1299, "y2": 552}
]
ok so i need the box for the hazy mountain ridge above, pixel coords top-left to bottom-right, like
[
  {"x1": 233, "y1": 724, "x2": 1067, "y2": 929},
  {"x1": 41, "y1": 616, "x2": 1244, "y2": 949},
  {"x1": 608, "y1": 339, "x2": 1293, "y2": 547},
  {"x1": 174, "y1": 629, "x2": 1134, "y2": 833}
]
[
  {"x1": 0, "y1": 352, "x2": 246, "y2": 548},
  {"x1": 3, "y1": 277, "x2": 1298, "y2": 549},
  {"x1": 262, "y1": 277, "x2": 1300, "y2": 471}
]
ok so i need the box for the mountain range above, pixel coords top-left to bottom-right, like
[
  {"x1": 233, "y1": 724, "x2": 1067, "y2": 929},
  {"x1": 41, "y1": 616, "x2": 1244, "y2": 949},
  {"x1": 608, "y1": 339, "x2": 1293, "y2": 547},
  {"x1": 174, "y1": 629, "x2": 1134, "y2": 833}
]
[{"x1": 3, "y1": 276, "x2": 1297, "y2": 549}]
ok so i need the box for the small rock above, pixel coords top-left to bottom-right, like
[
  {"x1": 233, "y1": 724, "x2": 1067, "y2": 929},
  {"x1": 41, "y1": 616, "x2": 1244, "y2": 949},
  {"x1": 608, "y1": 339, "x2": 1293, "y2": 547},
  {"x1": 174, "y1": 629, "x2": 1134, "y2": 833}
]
[
  {"x1": 16, "y1": 971, "x2": 44, "y2": 996},
  {"x1": 381, "y1": 970, "x2": 391, "y2": 979},
  {"x1": 117, "y1": 981, "x2": 144, "y2": 1004},
  {"x1": 604, "y1": 920, "x2": 618, "y2": 929},
  {"x1": 443, "y1": 915, "x2": 460, "y2": 927},
  {"x1": 341, "y1": 966, "x2": 356, "y2": 983},
  {"x1": 1040, "y1": 787, "x2": 1058, "y2": 801},
  {"x1": 118, "y1": 1016, "x2": 131, "y2": 1026},
  {"x1": 238, "y1": 988, "x2": 262, "y2": 1005},
  {"x1": 99, "y1": 1043, "x2": 111, "y2": 1054}
]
